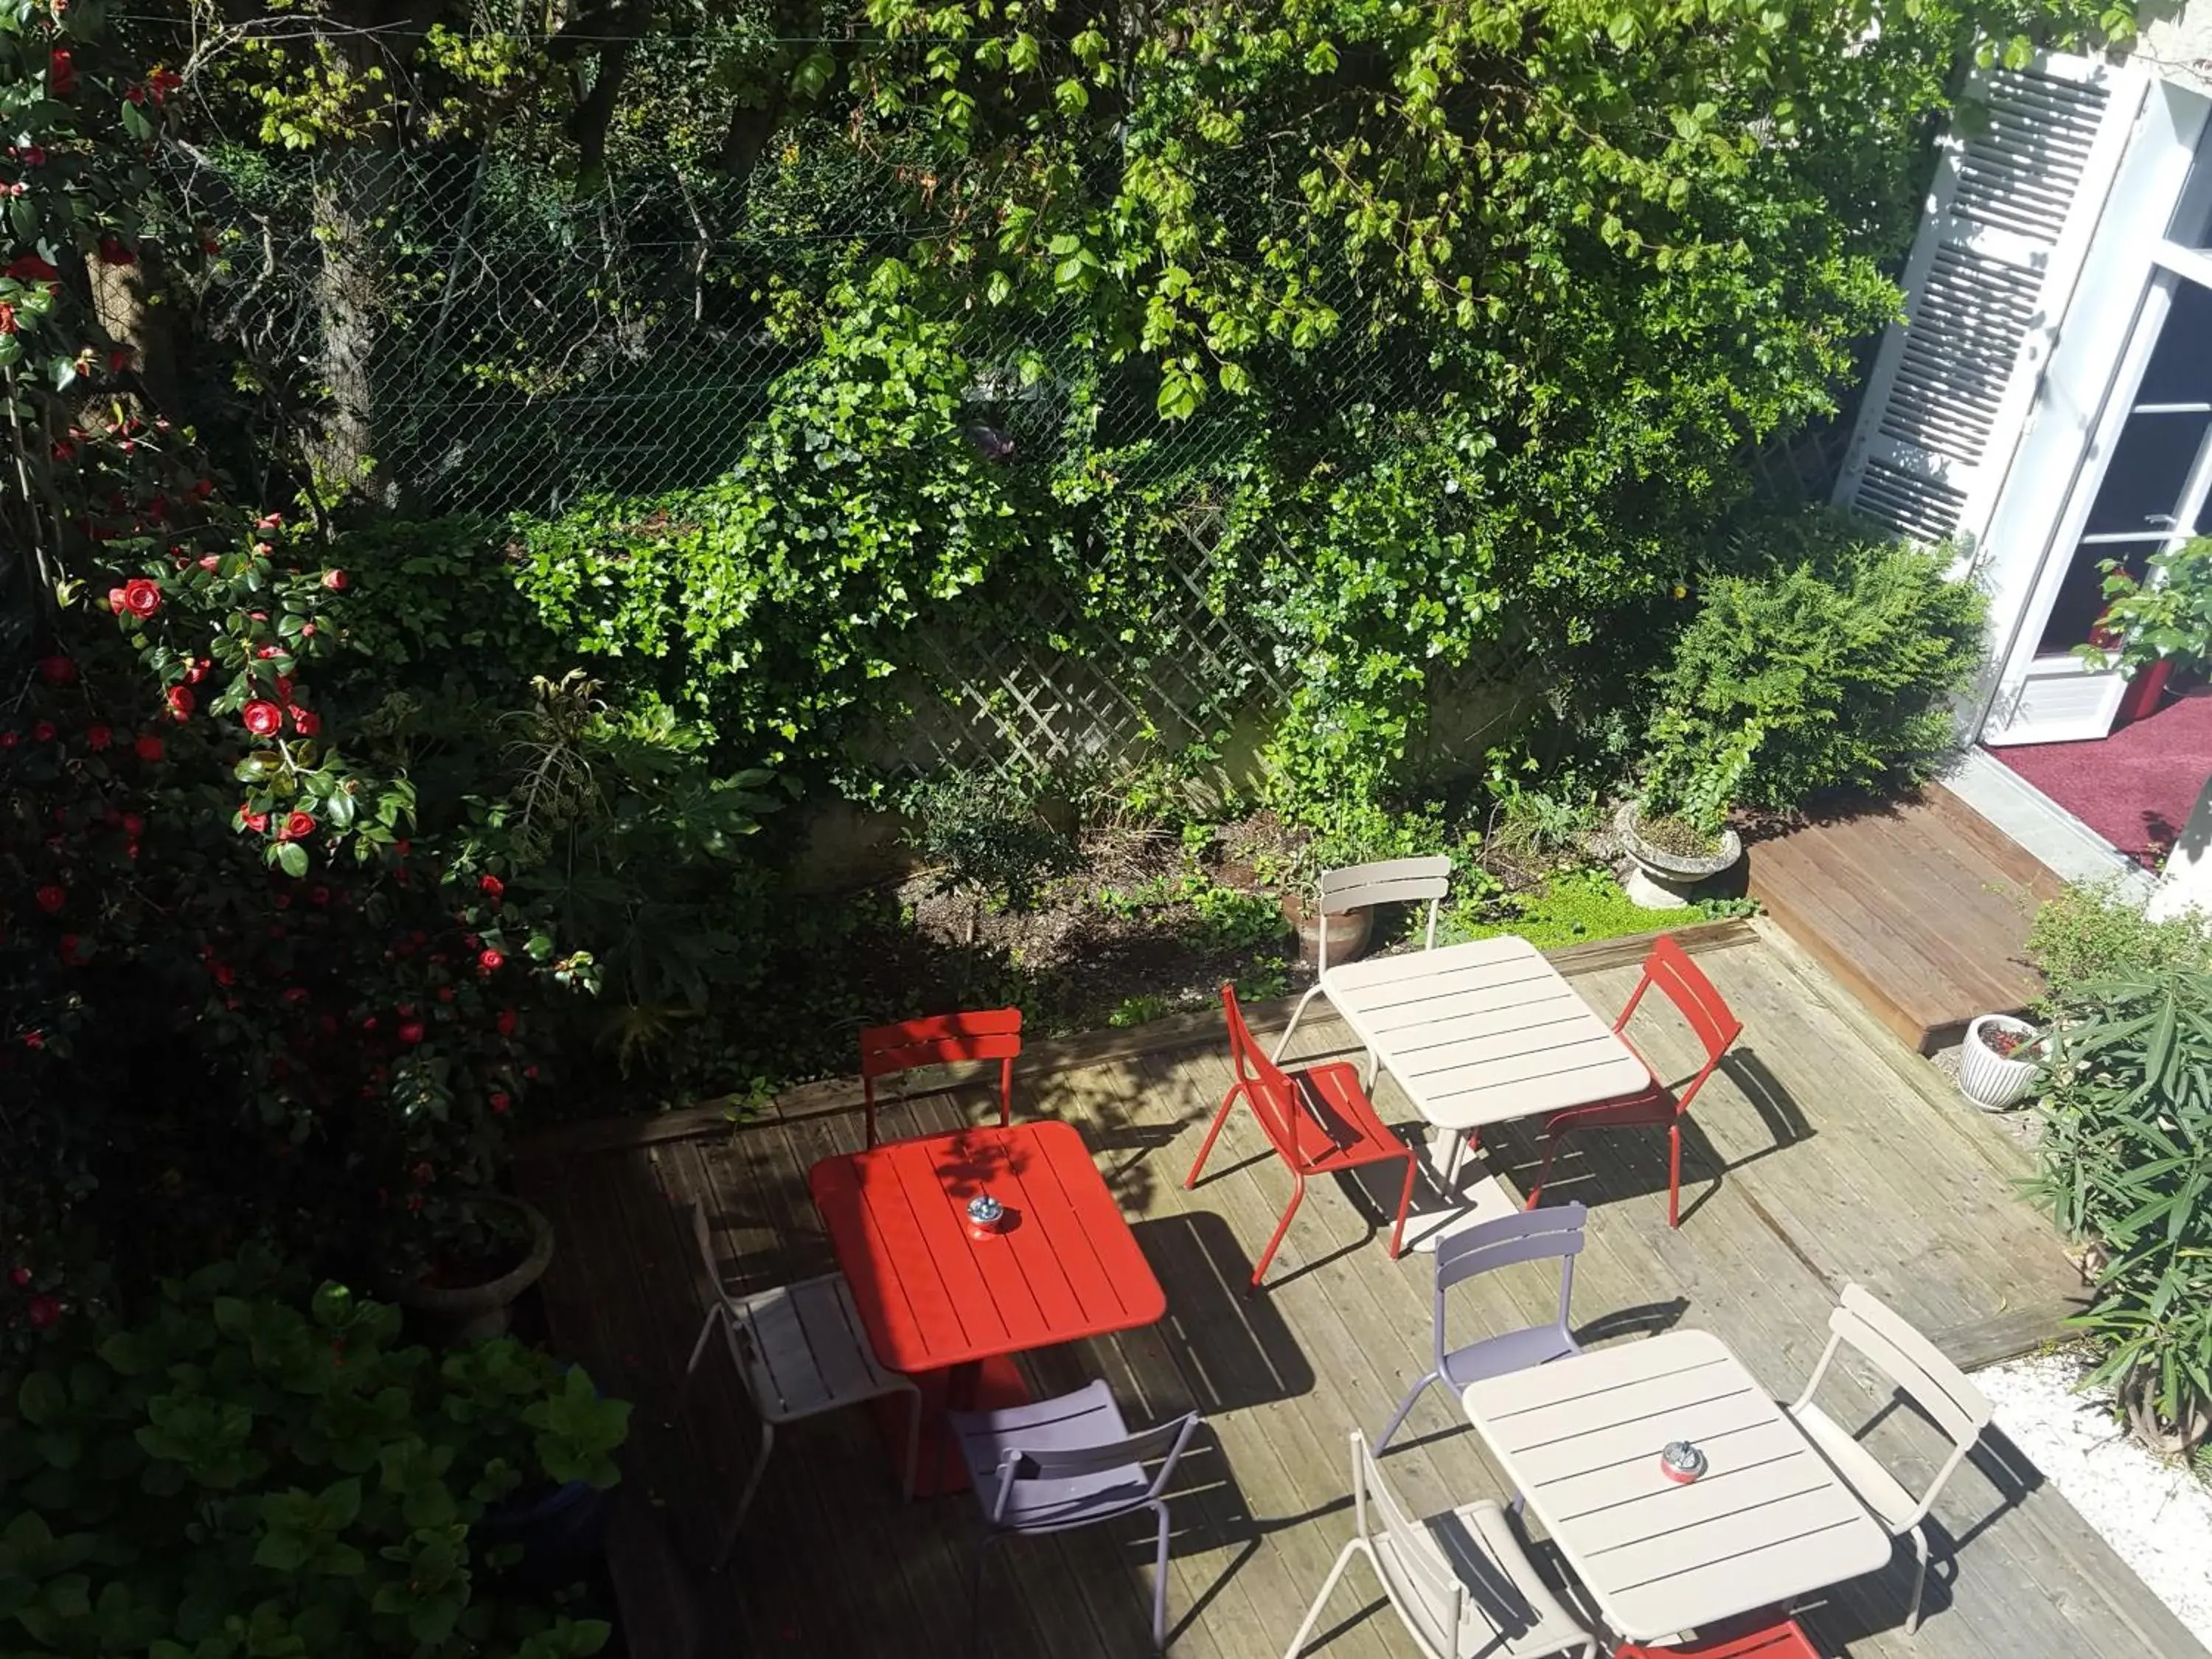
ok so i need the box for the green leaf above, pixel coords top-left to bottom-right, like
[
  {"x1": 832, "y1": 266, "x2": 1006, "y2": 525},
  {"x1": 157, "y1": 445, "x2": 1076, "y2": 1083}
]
[
  {"x1": 276, "y1": 841, "x2": 310, "y2": 878},
  {"x1": 18, "y1": 1371, "x2": 65, "y2": 1428}
]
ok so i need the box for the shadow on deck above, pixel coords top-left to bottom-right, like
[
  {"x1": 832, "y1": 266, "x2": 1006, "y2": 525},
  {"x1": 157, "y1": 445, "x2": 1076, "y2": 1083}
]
[{"x1": 513, "y1": 925, "x2": 2201, "y2": 1659}]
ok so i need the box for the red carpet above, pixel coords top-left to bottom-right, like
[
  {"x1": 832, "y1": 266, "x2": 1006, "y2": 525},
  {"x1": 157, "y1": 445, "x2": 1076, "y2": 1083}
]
[{"x1": 1988, "y1": 691, "x2": 2212, "y2": 867}]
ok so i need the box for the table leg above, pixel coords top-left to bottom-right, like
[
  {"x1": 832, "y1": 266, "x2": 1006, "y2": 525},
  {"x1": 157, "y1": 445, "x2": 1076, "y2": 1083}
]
[{"x1": 870, "y1": 1355, "x2": 1029, "y2": 1498}]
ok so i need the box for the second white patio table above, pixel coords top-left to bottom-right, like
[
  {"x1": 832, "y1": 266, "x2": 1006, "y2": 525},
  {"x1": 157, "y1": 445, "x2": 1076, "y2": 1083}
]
[
  {"x1": 1318, "y1": 934, "x2": 1651, "y2": 1174},
  {"x1": 1460, "y1": 1328, "x2": 1893, "y2": 1643}
]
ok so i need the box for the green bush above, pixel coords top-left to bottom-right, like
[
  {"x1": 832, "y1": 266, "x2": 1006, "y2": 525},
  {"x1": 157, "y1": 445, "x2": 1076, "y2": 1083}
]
[
  {"x1": 1444, "y1": 867, "x2": 1745, "y2": 950},
  {"x1": 1646, "y1": 509, "x2": 1986, "y2": 811},
  {"x1": 2029, "y1": 969, "x2": 2212, "y2": 1448},
  {"x1": 0, "y1": 1253, "x2": 627, "y2": 1658},
  {"x1": 2025, "y1": 882, "x2": 2212, "y2": 995}
]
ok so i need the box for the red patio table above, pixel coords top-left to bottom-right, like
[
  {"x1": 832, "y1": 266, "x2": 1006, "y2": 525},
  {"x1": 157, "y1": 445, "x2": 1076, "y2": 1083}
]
[{"x1": 808, "y1": 1119, "x2": 1167, "y2": 1493}]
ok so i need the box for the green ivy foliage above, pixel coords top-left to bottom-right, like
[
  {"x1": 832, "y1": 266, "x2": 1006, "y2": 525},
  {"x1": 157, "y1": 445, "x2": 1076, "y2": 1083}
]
[
  {"x1": 510, "y1": 271, "x2": 1045, "y2": 765},
  {"x1": 1644, "y1": 509, "x2": 1987, "y2": 811}
]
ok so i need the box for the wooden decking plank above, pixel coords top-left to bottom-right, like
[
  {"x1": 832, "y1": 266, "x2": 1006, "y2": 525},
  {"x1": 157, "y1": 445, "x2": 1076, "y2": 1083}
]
[
  {"x1": 1781, "y1": 813, "x2": 2029, "y2": 1018},
  {"x1": 1922, "y1": 782, "x2": 2069, "y2": 904}
]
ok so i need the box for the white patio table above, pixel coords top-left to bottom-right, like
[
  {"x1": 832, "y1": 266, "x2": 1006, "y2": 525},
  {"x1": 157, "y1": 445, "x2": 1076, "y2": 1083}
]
[
  {"x1": 1318, "y1": 934, "x2": 1649, "y2": 1197},
  {"x1": 1460, "y1": 1328, "x2": 1894, "y2": 1644}
]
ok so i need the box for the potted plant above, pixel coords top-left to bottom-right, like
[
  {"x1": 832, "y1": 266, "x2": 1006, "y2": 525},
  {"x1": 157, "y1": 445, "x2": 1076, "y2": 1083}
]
[
  {"x1": 389, "y1": 1192, "x2": 557, "y2": 1343},
  {"x1": 1271, "y1": 812, "x2": 1397, "y2": 968},
  {"x1": 1618, "y1": 714, "x2": 1757, "y2": 908},
  {"x1": 0, "y1": 1249, "x2": 630, "y2": 1656},
  {"x1": 1958, "y1": 1013, "x2": 2042, "y2": 1110}
]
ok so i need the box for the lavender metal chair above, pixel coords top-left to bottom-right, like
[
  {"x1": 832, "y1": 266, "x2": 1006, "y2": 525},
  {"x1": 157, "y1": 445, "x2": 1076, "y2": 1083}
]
[
  {"x1": 1374, "y1": 1203, "x2": 1587, "y2": 1454},
  {"x1": 947, "y1": 1379, "x2": 1202, "y2": 1653}
]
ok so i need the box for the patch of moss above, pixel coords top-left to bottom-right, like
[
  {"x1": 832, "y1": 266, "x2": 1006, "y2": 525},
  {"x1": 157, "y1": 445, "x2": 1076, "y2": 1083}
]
[{"x1": 1447, "y1": 868, "x2": 1740, "y2": 950}]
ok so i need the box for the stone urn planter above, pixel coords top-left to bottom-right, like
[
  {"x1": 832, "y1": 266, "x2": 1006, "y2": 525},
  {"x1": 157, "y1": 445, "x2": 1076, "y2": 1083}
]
[
  {"x1": 392, "y1": 1197, "x2": 556, "y2": 1344},
  {"x1": 1959, "y1": 1014, "x2": 2042, "y2": 1111},
  {"x1": 1281, "y1": 892, "x2": 1372, "y2": 971},
  {"x1": 1615, "y1": 800, "x2": 1743, "y2": 909}
]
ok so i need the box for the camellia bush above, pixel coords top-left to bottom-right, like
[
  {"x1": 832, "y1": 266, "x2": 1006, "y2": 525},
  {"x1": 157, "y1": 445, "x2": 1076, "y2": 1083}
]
[{"x1": 0, "y1": 1251, "x2": 627, "y2": 1656}]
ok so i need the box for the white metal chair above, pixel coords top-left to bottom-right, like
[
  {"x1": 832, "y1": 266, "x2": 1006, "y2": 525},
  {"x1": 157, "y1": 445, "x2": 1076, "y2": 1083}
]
[
  {"x1": 671, "y1": 1199, "x2": 920, "y2": 1569},
  {"x1": 1272, "y1": 855, "x2": 1453, "y2": 1075},
  {"x1": 1284, "y1": 1430, "x2": 1599, "y2": 1659},
  {"x1": 1784, "y1": 1282, "x2": 1994, "y2": 1633}
]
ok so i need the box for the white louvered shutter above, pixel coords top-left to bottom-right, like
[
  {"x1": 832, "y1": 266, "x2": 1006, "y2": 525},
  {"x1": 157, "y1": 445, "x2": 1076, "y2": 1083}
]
[{"x1": 1833, "y1": 53, "x2": 2146, "y2": 548}]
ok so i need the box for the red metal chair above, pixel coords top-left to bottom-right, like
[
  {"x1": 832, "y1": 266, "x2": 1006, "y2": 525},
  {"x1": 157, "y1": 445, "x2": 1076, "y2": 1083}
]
[
  {"x1": 1522, "y1": 935, "x2": 1742, "y2": 1228},
  {"x1": 1612, "y1": 1613, "x2": 1821, "y2": 1657},
  {"x1": 1186, "y1": 982, "x2": 1417, "y2": 1290},
  {"x1": 858, "y1": 1008, "x2": 1023, "y2": 1149}
]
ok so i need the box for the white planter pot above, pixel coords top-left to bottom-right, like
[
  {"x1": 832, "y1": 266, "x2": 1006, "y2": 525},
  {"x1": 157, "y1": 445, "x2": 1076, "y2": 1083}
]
[{"x1": 1959, "y1": 1015, "x2": 2041, "y2": 1111}]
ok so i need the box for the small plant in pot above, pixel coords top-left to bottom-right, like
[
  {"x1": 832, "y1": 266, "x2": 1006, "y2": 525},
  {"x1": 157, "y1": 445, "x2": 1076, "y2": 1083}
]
[
  {"x1": 1618, "y1": 714, "x2": 1757, "y2": 908},
  {"x1": 1958, "y1": 1013, "x2": 2043, "y2": 1110},
  {"x1": 389, "y1": 1189, "x2": 558, "y2": 1345}
]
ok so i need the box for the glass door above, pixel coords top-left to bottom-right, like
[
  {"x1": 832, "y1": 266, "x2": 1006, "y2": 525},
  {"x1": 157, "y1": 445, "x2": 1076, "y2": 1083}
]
[{"x1": 1984, "y1": 268, "x2": 2212, "y2": 743}]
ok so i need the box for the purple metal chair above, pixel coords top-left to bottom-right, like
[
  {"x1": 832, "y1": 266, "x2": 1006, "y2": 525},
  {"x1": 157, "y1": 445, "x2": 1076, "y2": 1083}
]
[
  {"x1": 1374, "y1": 1203, "x2": 1587, "y2": 1454},
  {"x1": 947, "y1": 1379, "x2": 1202, "y2": 1653}
]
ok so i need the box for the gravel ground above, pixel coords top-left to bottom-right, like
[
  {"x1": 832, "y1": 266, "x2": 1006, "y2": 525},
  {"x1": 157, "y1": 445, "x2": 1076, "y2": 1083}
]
[{"x1": 1978, "y1": 1348, "x2": 2212, "y2": 1648}]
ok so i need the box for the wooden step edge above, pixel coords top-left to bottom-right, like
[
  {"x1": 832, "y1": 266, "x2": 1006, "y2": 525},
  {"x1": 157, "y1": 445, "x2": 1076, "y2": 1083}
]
[
  {"x1": 1750, "y1": 879, "x2": 1942, "y2": 1054},
  {"x1": 1923, "y1": 781, "x2": 2071, "y2": 903},
  {"x1": 1745, "y1": 851, "x2": 1980, "y2": 1034},
  {"x1": 515, "y1": 917, "x2": 1761, "y2": 1160}
]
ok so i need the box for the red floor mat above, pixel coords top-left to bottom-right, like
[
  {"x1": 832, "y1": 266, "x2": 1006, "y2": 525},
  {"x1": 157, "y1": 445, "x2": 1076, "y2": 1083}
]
[{"x1": 1987, "y1": 691, "x2": 2212, "y2": 868}]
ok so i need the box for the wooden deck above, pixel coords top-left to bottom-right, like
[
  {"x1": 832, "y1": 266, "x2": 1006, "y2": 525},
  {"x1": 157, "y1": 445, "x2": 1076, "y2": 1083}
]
[
  {"x1": 1746, "y1": 785, "x2": 2067, "y2": 1054},
  {"x1": 513, "y1": 923, "x2": 2204, "y2": 1659}
]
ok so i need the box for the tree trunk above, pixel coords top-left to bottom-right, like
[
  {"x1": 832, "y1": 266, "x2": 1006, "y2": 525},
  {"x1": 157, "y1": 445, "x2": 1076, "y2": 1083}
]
[{"x1": 307, "y1": 146, "x2": 403, "y2": 514}]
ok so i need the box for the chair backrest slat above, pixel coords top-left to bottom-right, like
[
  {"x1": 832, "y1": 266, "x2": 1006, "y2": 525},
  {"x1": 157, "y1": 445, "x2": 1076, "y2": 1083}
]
[
  {"x1": 1220, "y1": 984, "x2": 1314, "y2": 1170},
  {"x1": 1318, "y1": 856, "x2": 1454, "y2": 915},
  {"x1": 1351, "y1": 1432, "x2": 1461, "y2": 1655},
  {"x1": 1637, "y1": 935, "x2": 1742, "y2": 1063},
  {"x1": 1433, "y1": 1203, "x2": 1588, "y2": 1293},
  {"x1": 858, "y1": 1008, "x2": 1023, "y2": 1077},
  {"x1": 1832, "y1": 1284, "x2": 1993, "y2": 1446},
  {"x1": 1018, "y1": 1413, "x2": 1198, "y2": 1481}
]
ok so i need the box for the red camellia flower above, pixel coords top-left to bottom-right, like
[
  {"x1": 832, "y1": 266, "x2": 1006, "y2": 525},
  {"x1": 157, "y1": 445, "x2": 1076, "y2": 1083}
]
[
  {"x1": 496, "y1": 1009, "x2": 518, "y2": 1037},
  {"x1": 7, "y1": 1266, "x2": 28, "y2": 1287},
  {"x1": 166, "y1": 685, "x2": 195, "y2": 718},
  {"x1": 478, "y1": 947, "x2": 504, "y2": 974},
  {"x1": 27, "y1": 1295, "x2": 60, "y2": 1330},
  {"x1": 35, "y1": 886, "x2": 63, "y2": 914},
  {"x1": 489, "y1": 1091, "x2": 512, "y2": 1114},
  {"x1": 32, "y1": 720, "x2": 55, "y2": 743},
  {"x1": 121, "y1": 577, "x2": 162, "y2": 617},
  {"x1": 135, "y1": 734, "x2": 164, "y2": 762},
  {"x1": 437, "y1": 986, "x2": 455, "y2": 1003},
  {"x1": 210, "y1": 961, "x2": 234, "y2": 987},
  {"x1": 36, "y1": 655, "x2": 74, "y2": 685},
  {"x1": 59, "y1": 935, "x2": 85, "y2": 963},
  {"x1": 48, "y1": 47, "x2": 75, "y2": 94},
  {"x1": 274, "y1": 676, "x2": 293, "y2": 700},
  {"x1": 106, "y1": 587, "x2": 127, "y2": 613},
  {"x1": 186, "y1": 658, "x2": 210, "y2": 683},
  {"x1": 22, "y1": 1031, "x2": 45, "y2": 1050},
  {"x1": 289, "y1": 706, "x2": 320, "y2": 737},
  {"x1": 241, "y1": 700, "x2": 282, "y2": 737},
  {"x1": 85, "y1": 725, "x2": 111, "y2": 751},
  {"x1": 282, "y1": 986, "x2": 310, "y2": 1004},
  {"x1": 398, "y1": 1021, "x2": 425, "y2": 1046},
  {"x1": 97, "y1": 237, "x2": 136, "y2": 268},
  {"x1": 239, "y1": 804, "x2": 268, "y2": 833},
  {"x1": 321, "y1": 568, "x2": 349, "y2": 591},
  {"x1": 0, "y1": 303, "x2": 15, "y2": 336},
  {"x1": 479, "y1": 874, "x2": 504, "y2": 898},
  {"x1": 121, "y1": 813, "x2": 143, "y2": 835},
  {"x1": 197, "y1": 554, "x2": 220, "y2": 572},
  {"x1": 5, "y1": 255, "x2": 57, "y2": 281},
  {"x1": 258, "y1": 512, "x2": 284, "y2": 530},
  {"x1": 0, "y1": 732, "x2": 16, "y2": 749},
  {"x1": 280, "y1": 810, "x2": 315, "y2": 841}
]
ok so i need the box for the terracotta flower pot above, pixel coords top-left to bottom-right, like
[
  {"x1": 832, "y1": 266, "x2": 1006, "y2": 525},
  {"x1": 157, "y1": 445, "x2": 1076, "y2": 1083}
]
[{"x1": 1283, "y1": 894, "x2": 1372, "y2": 970}]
